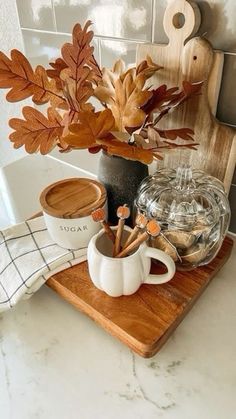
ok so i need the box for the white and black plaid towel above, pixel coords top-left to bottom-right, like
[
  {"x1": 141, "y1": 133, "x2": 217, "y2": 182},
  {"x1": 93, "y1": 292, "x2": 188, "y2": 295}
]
[{"x1": 0, "y1": 216, "x2": 87, "y2": 312}]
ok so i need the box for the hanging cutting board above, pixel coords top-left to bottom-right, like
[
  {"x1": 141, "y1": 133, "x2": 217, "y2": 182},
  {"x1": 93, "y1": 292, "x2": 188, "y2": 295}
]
[{"x1": 137, "y1": 0, "x2": 236, "y2": 192}]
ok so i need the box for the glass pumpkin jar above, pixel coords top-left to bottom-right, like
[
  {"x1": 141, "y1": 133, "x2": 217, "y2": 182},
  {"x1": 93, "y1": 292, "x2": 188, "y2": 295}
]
[{"x1": 135, "y1": 166, "x2": 230, "y2": 270}]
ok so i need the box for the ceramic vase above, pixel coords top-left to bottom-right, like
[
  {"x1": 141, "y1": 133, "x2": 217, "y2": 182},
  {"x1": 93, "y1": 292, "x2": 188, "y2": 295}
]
[{"x1": 98, "y1": 151, "x2": 148, "y2": 225}]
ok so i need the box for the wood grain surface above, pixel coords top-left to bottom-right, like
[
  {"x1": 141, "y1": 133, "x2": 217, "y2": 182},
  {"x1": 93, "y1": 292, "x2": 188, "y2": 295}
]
[
  {"x1": 46, "y1": 236, "x2": 234, "y2": 358},
  {"x1": 137, "y1": 0, "x2": 236, "y2": 192},
  {"x1": 40, "y1": 177, "x2": 107, "y2": 219}
]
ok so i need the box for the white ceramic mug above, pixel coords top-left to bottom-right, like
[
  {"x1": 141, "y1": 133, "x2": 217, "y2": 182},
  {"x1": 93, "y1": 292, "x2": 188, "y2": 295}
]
[{"x1": 87, "y1": 226, "x2": 176, "y2": 297}]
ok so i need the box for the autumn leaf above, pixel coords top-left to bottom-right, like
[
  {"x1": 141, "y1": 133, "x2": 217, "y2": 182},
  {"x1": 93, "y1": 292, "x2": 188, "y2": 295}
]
[
  {"x1": 71, "y1": 21, "x2": 102, "y2": 81},
  {"x1": 155, "y1": 127, "x2": 194, "y2": 141},
  {"x1": 94, "y1": 56, "x2": 161, "y2": 106},
  {"x1": 0, "y1": 49, "x2": 66, "y2": 108},
  {"x1": 157, "y1": 81, "x2": 203, "y2": 115},
  {"x1": 9, "y1": 106, "x2": 64, "y2": 154},
  {"x1": 61, "y1": 67, "x2": 94, "y2": 111},
  {"x1": 33, "y1": 65, "x2": 67, "y2": 108},
  {"x1": 63, "y1": 109, "x2": 115, "y2": 149},
  {"x1": 144, "y1": 126, "x2": 198, "y2": 151},
  {"x1": 61, "y1": 21, "x2": 101, "y2": 90},
  {"x1": 112, "y1": 72, "x2": 152, "y2": 131},
  {"x1": 46, "y1": 58, "x2": 68, "y2": 89},
  {"x1": 135, "y1": 55, "x2": 163, "y2": 88},
  {"x1": 97, "y1": 138, "x2": 154, "y2": 164},
  {"x1": 142, "y1": 84, "x2": 179, "y2": 116},
  {"x1": 93, "y1": 59, "x2": 125, "y2": 106}
]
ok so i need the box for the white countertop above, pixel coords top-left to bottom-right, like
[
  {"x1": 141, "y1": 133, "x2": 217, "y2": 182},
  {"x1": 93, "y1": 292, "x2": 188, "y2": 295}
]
[{"x1": 0, "y1": 156, "x2": 236, "y2": 419}]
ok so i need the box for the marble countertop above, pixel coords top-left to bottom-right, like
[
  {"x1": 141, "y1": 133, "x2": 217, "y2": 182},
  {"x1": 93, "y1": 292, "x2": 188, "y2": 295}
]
[{"x1": 0, "y1": 155, "x2": 235, "y2": 419}]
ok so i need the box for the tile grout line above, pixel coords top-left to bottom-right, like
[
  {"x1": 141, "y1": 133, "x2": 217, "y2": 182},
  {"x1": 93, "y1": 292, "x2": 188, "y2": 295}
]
[
  {"x1": 97, "y1": 38, "x2": 102, "y2": 68},
  {"x1": 20, "y1": 27, "x2": 148, "y2": 44},
  {"x1": 151, "y1": 0, "x2": 156, "y2": 43},
  {"x1": 223, "y1": 51, "x2": 236, "y2": 56},
  {"x1": 51, "y1": 0, "x2": 58, "y2": 32},
  {"x1": 220, "y1": 121, "x2": 236, "y2": 129}
]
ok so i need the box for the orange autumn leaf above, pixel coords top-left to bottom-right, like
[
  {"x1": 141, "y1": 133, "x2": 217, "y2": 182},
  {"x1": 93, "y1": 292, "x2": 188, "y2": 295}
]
[
  {"x1": 60, "y1": 67, "x2": 94, "y2": 112},
  {"x1": 136, "y1": 55, "x2": 163, "y2": 79},
  {"x1": 94, "y1": 56, "x2": 161, "y2": 106},
  {"x1": 112, "y1": 72, "x2": 152, "y2": 131},
  {"x1": 46, "y1": 58, "x2": 68, "y2": 89},
  {"x1": 61, "y1": 21, "x2": 101, "y2": 89},
  {"x1": 97, "y1": 139, "x2": 154, "y2": 164},
  {"x1": 93, "y1": 59, "x2": 125, "y2": 105},
  {"x1": 63, "y1": 109, "x2": 115, "y2": 149},
  {"x1": 9, "y1": 106, "x2": 64, "y2": 154},
  {"x1": 154, "y1": 127, "x2": 195, "y2": 141},
  {"x1": 0, "y1": 49, "x2": 66, "y2": 108}
]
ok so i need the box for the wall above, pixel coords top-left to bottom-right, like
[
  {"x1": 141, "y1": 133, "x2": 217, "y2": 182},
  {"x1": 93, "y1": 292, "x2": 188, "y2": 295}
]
[
  {"x1": 1, "y1": 0, "x2": 236, "y2": 230},
  {"x1": 0, "y1": 1, "x2": 26, "y2": 167}
]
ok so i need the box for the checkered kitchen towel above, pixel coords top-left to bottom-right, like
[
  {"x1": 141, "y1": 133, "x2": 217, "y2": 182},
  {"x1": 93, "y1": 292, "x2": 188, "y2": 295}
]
[{"x1": 0, "y1": 216, "x2": 87, "y2": 312}]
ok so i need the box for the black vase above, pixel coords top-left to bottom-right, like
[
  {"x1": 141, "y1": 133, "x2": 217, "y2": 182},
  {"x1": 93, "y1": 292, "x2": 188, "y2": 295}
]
[{"x1": 98, "y1": 152, "x2": 149, "y2": 225}]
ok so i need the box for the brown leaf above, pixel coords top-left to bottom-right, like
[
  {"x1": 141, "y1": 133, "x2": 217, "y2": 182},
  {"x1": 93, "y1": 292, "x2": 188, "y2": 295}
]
[
  {"x1": 46, "y1": 58, "x2": 68, "y2": 89},
  {"x1": 60, "y1": 67, "x2": 94, "y2": 112},
  {"x1": 61, "y1": 21, "x2": 101, "y2": 89},
  {"x1": 59, "y1": 21, "x2": 101, "y2": 114},
  {"x1": 94, "y1": 56, "x2": 161, "y2": 106},
  {"x1": 33, "y1": 65, "x2": 66, "y2": 108},
  {"x1": 136, "y1": 55, "x2": 163, "y2": 81},
  {"x1": 97, "y1": 138, "x2": 154, "y2": 164},
  {"x1": 110, "y1": 131, "x2": 130, "y2": 142},
  {"x1": 147, "y1": 80, "x2": 203, "y2": 126},
  {"x1": 142, "y1": 84, "x2": 179, "y2": 115},
  {"x1": 145, "y1": 126, "x2": 198, "y2": 152},
  {"x1": 112, "y1": 72, "x2": 152, "y2": 131},
  {"x1": 128, "y1": 126, "x2": 198, "y2": 157},
  {"x1": 93, "y1": 60, "x2": 125, "y2": 106},
  {"x1": 156, "y1": 128, "x2": 194, "y2": 141},
  {"x1": 0, "y1": 49, "x2": 66, "y2": 108},
  {"x1": 159, "y1": 80, "x2": 203, "y2": 112},
  {"x1": 72, "y1": 21, "x2": 102, "y2": 82},
  {"x1": 63, "y1": 109, "x2": 115, "y2": 149},
  {"x1": 9, "y1": 106, "x2": 64, "y2": 154},
  {"x1": 182, "y1": 80, "x2": 203, "y2": 96}
]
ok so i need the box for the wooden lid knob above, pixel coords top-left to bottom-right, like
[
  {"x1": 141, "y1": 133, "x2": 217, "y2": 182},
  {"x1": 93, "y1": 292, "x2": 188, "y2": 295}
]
[{"x1": 40, "y1": 178, "x2": 107, "y2": 219}]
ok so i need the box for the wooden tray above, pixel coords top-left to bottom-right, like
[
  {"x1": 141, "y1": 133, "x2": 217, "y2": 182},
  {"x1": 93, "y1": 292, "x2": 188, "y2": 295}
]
[{"x1": 46, "y1": 236, "x2": 234, "y2": 358}]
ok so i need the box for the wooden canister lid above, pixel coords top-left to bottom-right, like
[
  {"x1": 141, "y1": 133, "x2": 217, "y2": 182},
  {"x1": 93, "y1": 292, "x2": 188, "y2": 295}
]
[{"x1": 40, "y1": 178, "x2": 107, "y2": 219}]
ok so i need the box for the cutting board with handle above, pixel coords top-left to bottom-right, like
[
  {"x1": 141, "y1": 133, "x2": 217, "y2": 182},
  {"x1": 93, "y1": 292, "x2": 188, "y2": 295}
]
[{"x1": 137, "y1": 0, "x2": 236, "y2": 192}]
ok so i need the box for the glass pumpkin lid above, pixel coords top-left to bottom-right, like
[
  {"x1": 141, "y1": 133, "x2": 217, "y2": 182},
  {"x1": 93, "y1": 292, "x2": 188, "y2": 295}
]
[{"x1": 135, "y1": 166, "x2": 230, "y2": 231}]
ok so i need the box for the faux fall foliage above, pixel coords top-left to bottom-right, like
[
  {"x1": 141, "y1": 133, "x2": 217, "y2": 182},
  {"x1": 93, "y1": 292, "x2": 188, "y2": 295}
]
[{"x1": 0, "y1": 21, "x2": 202, "y2": 164}]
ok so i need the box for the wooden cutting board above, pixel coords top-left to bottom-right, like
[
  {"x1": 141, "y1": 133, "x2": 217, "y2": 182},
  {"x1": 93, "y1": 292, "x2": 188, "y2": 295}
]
[
  {"x1": 47, "y1": 236, "x2": 233, "y2": 358},
  {"x1": 137, "y1": 0, "x2": 236, "y2": 192}
]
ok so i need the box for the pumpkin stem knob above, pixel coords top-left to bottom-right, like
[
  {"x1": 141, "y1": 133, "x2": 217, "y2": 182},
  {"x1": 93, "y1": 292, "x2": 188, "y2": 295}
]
[{"x1": 175, "y1": 165, "x2": 193, "y2": 191}]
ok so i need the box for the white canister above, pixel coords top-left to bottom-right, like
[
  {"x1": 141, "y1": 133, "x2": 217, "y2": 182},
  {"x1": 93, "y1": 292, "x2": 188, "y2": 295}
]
[{"x1": 40, "y1": 178, "x2": 107, "y2": 249}]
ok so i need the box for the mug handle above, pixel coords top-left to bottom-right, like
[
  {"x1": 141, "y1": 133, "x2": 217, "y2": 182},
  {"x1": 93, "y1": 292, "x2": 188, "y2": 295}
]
[{"x1": 144, "y1": 247, "x2": 176, "y2": 284}]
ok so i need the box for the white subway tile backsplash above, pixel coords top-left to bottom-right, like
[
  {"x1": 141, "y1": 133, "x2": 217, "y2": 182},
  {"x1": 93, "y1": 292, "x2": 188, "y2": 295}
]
[
  {"x1": 100, "y1": 39, "x2": 137, "y2": 68},
  {"x1": 22, "y1": 29, "x2": 99, "y2": 67},
  {"x1": 53, "y1": 0, "x2": 153, "y2": 41},
  {"x1": 16, "y1": 0, "x2": 55, "y2": 31},
  {"x1": 196, "y1": 0, "x2": 236, "y2": 53},
  {"x1": 153, "y1": 0, "x2": 169, "y2": 44},
  {"x1": 22, "y1": 30, "x2": 71, "y2": 67}
]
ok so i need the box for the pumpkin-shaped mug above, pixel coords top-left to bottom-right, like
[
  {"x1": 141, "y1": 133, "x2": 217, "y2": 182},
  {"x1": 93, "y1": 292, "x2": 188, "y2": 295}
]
[{"x1": 87, "y1": 226, "x2": 176, "y2": 297}]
